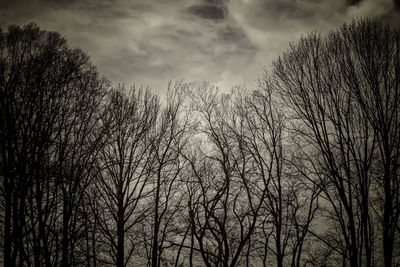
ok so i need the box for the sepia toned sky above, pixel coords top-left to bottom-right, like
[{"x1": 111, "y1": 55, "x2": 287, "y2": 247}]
[{"x1": 1, "y1": 0, "x2": 399, "y2": 91}]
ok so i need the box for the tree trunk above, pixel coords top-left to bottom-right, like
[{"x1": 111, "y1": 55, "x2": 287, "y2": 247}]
[
  {"x1": 4, "y1": 177, "x2": 12, "y2": 267},
  {"x1": 383, "y1": 169, "x2": 393, "y2": 267},
  {"x1": 151, "y1": 172, "x2": 161, "y2": 267},
  {"x1": 117, "y1": 195, "x2": 125, "y2": 267},
  {"x1": 61, "y1": 201, "x2": 70, "y2": 267}
]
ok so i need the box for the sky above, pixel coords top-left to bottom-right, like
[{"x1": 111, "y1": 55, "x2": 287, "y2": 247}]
[{"x1": 1, "y1": 0, "x2": 399, "y2": 92}]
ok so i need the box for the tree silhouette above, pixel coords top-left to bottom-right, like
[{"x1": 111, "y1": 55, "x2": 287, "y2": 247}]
[
  {"x1": 93, "y1": 86, "x2": 158, "y2": 266},
  {"x1": 272, "y1": 19, "x2": 400, "y2": 267},
  {"x1": 0, "y1": 23, "x2": 109, "y2": 266},
  {"x1": 1, "y1": 18, "x2": 399, "y2": 267}
]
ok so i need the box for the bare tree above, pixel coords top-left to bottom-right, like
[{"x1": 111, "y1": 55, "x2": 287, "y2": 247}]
[
  {"x1": 0, "y1": 23, "x2": 109, "y2": 266},
  {"x1": 93, "y1": 86, "x2": 158, "y2": 267},
  {"x1": 149, "y1": 83, "x2": 191, "y2": 267},
  {"x1": 53, "y1": 63, "x2": 109, "y2": 267},
  {"x1": 272, "y1": 18, "x2": 399, "y2": 267},
  {"x1": 179, "y1": 83, "x2": 269, "y2": 267},
  {"x1": 240, "y1": 83, "x2": 319, "y2": 267},
  {"x1": 333, "y1": 20, "x2": 400, "y2": 267}
]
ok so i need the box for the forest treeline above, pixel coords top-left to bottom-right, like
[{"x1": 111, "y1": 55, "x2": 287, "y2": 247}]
[{"x1": 0, "y1": 19, "x2": 399, "y2": 267}]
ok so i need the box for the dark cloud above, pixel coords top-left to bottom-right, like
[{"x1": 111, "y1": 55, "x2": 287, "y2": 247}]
[
  {"x1": 0, "y1": 0, "x2": 78, "y2": 10},
  {"x1": 229, "y1": 0, "x2": 335, "y2": 32},
  {"x1": 188, "y1": 4, "x2": 226, "y2": 20},
  {"x1": 0, "y1": 0, "x2": 397, "y2": 91},
  {"x1": 187, "y1": 0, "x2": 229, "y2": 21},
  {"x1": 203, "y1": 0, "x2": 228, "y2": 5},
  {"x1": 347, "y1": 0, "x2": 363, "y2": 5},
  {"x1": 263, "y1": 1, "x2": 311, "y2": 18}
]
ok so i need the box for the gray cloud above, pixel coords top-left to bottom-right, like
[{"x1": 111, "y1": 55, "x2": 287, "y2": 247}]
[
  {"x1": 188, "y1": 4, "x2": 226, "y2": 20},
  {"x1": 0, "y1": 0, "x2": 399, "y2": 91},
  {"x1": 347, "y1": 0, "x2": 363, "y2": 5}
]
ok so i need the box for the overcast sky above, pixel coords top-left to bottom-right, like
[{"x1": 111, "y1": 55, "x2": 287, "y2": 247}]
[{"x1": 1, "y1": 0, "x2": 399, "y2": 91}]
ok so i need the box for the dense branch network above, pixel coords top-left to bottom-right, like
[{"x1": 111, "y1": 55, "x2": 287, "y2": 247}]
[{"x1": 0, "y1": 19, "x2": 399, "y2": 267}]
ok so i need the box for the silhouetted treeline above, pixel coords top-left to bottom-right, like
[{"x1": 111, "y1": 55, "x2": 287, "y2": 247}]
[{"x1": 0, "y1": 19, "x2": 399, "y2": 267}]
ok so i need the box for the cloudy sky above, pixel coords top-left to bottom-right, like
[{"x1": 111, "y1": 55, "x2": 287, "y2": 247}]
[{"x1": 1, "y1": 0, "x2": 399, "y2": 91}]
